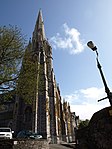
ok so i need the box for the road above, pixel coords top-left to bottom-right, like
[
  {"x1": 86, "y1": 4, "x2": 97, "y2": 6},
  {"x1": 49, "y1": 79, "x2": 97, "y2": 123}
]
[{"x1": 49, "y1": 144, "x2": 74, "y2": 149}]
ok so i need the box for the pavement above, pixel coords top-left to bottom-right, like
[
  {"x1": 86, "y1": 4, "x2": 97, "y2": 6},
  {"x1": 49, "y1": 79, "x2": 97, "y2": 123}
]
[
  {"x1": 49, "y1": 142, "x2": 76, "y2": 149},
  {"x1": 61, "y1": 142, "x2": 76, "y2": 148},
  {"x1": 49, "y1": 144, "x2": 75, "y2": 149}
]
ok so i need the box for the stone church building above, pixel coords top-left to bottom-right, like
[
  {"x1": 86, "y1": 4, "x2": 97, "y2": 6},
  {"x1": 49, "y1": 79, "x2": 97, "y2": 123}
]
[{"x1": 0, "y1": 10, "x2": 79, "y2": 143}]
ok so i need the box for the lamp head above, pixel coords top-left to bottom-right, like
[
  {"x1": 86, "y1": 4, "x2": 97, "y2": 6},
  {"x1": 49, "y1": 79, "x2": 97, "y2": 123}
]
[{"x1": 87, "y1": 41, "x2": 97, "y2": 51}]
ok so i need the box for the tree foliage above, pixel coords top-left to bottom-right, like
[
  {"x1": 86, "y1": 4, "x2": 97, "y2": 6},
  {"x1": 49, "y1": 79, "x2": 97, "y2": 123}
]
[
  {"x1": 16, "y1": 45, "x2": 46, "y2": 104},
  {"x1": 16, "y1": 43, "x2": 38, "y2": 103},
  {"x1": 78, "y1": 119, "x2": 90, "y2": 129},
  {"x1": 0, "y1": 25, "x2": 26, "y2": 94}
]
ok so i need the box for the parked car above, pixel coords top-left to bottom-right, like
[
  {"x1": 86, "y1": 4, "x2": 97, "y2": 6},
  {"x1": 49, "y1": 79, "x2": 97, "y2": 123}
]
[
  {"x1": 17, "y1": 130, "x2": 42, "y2": 139},
  {"x1": 16, "y1": 130, "x2": 32, "y2": 139},
  {"x1": 30, "y1": 134, "x2": 42, "y2": 139},
  {"x1": 0, "y1": 127, "x2": 14, "y2": 139}
]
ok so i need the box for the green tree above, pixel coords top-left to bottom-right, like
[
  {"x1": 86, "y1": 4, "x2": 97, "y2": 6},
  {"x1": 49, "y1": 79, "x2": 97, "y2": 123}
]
[
  {"x1": 16, "y1": 45, "x2": 46, "y2": 104},
  {"x1": 16, "y1": 43, "x2": 38, "y2": 103},
  {"x1": 78, "y1": 119, "x2": 90, "y2": 129},
  {"x1": 0, "y1": 25, "x2": 26, "y2": 94}
]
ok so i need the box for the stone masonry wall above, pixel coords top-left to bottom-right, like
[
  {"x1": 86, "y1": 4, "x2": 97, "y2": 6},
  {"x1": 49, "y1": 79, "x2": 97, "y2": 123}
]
[
  {"x1": 77, "y1": 106, "x2": 112, "y2": 149},
  {"x1": 0, "y1": 139, "x2": 49, "y2": 149},
  {"x1": 13, "y1": 140, "x2": 49, "y2": 149}
]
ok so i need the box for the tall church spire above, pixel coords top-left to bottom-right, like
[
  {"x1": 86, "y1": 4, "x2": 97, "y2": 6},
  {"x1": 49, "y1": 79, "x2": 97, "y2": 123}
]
[{"x1": 33, "y1": 9, "x2": 46, "y2": 41}]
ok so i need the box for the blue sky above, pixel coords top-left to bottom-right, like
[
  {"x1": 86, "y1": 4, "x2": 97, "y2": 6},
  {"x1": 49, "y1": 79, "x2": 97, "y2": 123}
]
[{"x1": 1, "y1": 0, "x2": 112, "y2": 120}]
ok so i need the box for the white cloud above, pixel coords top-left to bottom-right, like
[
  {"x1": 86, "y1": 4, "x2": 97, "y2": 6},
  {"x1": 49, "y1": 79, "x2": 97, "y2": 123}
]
[
  {"x1": 63, "y1": 87, "x2": 110, "y2": 120},
  {"x1": 70, "y1": 104, "x2": 108, "y2": 120},
  {"x1": 80, "y1": 87, "x2": 106, "y2": 102},
  {"x1": 49, "y1": 23, "x2": 85, "y2": 55}
]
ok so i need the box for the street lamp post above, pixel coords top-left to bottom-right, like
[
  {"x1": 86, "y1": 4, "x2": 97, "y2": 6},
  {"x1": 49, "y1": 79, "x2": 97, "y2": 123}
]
[{"x1": 87, "y1": 41, "x2": 112, "y2": 106}]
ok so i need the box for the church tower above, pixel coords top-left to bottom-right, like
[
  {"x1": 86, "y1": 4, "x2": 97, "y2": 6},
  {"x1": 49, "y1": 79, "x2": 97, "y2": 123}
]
[
  {"x1": 31, "y1": 9, "x2": 51, "y2": 138},
  {"x1": 13, "y1": 10, "x2": 56, "y2": 140}
]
